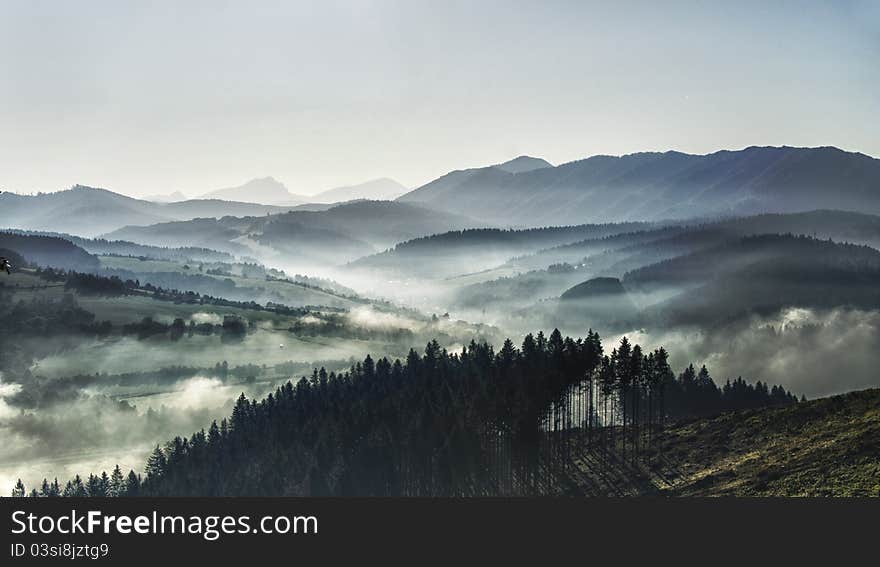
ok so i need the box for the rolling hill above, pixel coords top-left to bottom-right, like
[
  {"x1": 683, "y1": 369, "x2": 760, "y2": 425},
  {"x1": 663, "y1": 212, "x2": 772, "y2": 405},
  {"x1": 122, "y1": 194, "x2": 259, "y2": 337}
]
[
  {"x1": 0, "y1": 185, "x2": 303, "y2": 237},
  {"x1": 200, "y1": 176, "x2": 308, "y2": 205},
  {"x1": 104, "y1": 200, "x2": 481, "y2": 266},
  {"x1": 398, "y1": 146, "x2": 880, "y2": 226},
  {"x1": 0, "y1": 232, "x2": 99, "y2": 272},
  {"x1": 622, "y1": 234, "x2": 880, "y2": 327},
  {"x1": 493, "y1": 155, "x2": 553, "y2": 174},
  {"x1": 200, "y1": 177, "x2": 408, "y2": 205},
  {"x1": 647, "y1": 388, "x2": 880, "y2": 496},
  {"x1": 349, "y1": 222, "x2": 650, "y2": 279},
  {"x1": 449, "y1": 210, "x2": 880, "y2": 315},
  {"x1": 102, "y1": 217, "x2": 254, "y2": 255},
  {"x1": 309, "y1": 178, "x2": 408, "y2": 203}
]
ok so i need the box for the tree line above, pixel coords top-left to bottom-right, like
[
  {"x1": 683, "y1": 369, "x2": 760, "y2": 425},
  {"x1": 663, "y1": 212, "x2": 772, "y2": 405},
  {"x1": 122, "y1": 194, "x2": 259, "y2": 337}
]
[{"x1": 14, "y1": 329, "x2": 798, "y2": 497}]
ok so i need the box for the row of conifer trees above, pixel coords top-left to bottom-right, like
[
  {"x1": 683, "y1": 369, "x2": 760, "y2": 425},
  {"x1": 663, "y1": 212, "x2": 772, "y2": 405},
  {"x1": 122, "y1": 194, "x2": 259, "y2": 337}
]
[{"x1": 13, "y1": 329, "x2": 798, "y2": 497}]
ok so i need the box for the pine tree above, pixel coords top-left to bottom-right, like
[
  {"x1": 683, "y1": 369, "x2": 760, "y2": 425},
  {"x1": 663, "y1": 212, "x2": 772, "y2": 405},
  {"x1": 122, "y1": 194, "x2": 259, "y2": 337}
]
[
  {"x1": 125, "y1": 471, "x2": 141, "y2": 496},
  {"x1": 86, "y1": 474, "x2": 105, "y2": 497},
  {"x1": 44, "y1": 329, "x2": 801, "y2": 497},
  {"x1": 145, "y1": 446, "x2": 167, "y2": 483},
  {"x1": 109, "y1": 465, "x2": 125, "y2": 497},
  {"x1": 63, "y1": 475, "x2": 87, "y2": 497}
]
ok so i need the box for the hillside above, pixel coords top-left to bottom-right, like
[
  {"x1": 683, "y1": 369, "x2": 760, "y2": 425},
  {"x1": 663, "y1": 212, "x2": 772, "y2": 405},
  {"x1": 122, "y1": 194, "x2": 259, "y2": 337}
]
[
  {"x1": 32, "y1": 330, "x2": 802, "y2": 497},
  {"x1": 104, "y1": 200, "x2": 481, "y2": 266},
  {"x1": 310, "y1": 178, "x2": 408, "y2": 203},
  {"x1": 555, "y1": 277, "x2": 638, "y2": 329},
  {"x1": 625, "y1": 235, "x2": 880, "y2": 327},
  {"x1": 0, "y1": 185, "x2": 301, "y2": 237},
  {"x1": 0, "y1": 231, "x2": 362, "y2": 308},
  {"x1": 1, "y1": 229, "x2": 237, "y2": 263},
  {"x1": 398, "y1": 146, "x2": 880, "y2": 226},
  {"x1": 512, "y1": 210, "x2": 880, "y2": 274},
  {"x1": 251, "y1": 200, "x2": 479, "y2": 251},
  {"x1": 102, "y1": 217, "x2": 253, "y2": 255},
  {"x1": 493, "y1": 155, "x2": 553, "y2": 174},
  {"x1": 349, "y1": 222, "x2": 650, "y2": 279},
  {"x1": 650, "y1": 388, "x2": 880, "y2": 496},
  {"x1": 0, "y1": 232, "x2": 99, "y2": 271},
  {"x1": 450, "y1": 211, "x2": 880, "y2": 317},
  {"x1": 200, "y1": 177, "x2": 308, "y2": 205}
]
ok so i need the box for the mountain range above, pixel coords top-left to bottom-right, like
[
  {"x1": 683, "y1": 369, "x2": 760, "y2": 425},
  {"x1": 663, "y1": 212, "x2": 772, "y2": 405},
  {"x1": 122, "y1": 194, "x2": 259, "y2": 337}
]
[
  {"x1": 198, "y1": 176, "x2": 407, "y2": 205},
  {"x1": 309, "y1": 178, "x2": 408, "y2": 203},
  {"x1": 397, "y1": 146, "x2": 880, "y2": 226},
  {"x1": 0, "y1": 185, "x2": 301, "y2": 237},
  {"x1": 103, "y1": 200, "x2": 480, "y2": 265},
  {"x1": 4, "y1": 145, "x2": 878, "y2": 245},
  {"x1": 200, "y1": 177, "x2": 306, "y2": 205}
]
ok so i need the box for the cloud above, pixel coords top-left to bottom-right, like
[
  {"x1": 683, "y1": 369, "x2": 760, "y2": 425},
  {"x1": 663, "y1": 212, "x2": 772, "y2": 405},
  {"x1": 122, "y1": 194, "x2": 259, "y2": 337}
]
[
  {"x1": 345, "y1": 305, "x2": 425, "y2": 332},
  {"x1": 612, "y1": 307, "x2": 880, "y2": 399},
  {"x1": 190, "y1": 312, "x2": 223, "y2": 325},
  {"x1": 0, "y1": 376, "x2": 23, "y2": 420}
]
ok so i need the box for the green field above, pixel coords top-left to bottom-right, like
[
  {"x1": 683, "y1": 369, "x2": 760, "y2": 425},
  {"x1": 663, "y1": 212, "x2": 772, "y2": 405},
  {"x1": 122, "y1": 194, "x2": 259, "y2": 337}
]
[{"x1": 98, "y1": 255, "x2": 359, "y2": 308}]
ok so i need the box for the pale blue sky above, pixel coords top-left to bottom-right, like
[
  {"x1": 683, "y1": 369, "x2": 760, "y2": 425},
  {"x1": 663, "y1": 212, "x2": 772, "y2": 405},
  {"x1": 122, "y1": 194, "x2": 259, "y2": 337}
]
[{"x1": 1, "y1": 0, "x2": 877, "y2": 197}]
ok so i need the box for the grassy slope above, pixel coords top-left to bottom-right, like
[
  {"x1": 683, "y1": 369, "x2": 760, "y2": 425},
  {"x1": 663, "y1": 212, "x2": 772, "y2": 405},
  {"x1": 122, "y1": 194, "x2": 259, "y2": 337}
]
[
  {"x1": 98, "y1": 255, "x2": 359, "y2": 308},
  {"x1": 652, "y1": 389, "x2": 880, "y2": 496},
  {"x1": 567, "y1": 390, "x2": 879, "y2": 497},
  {"x1": 3, "y1": 270, "x2": 297, "y2": 325}
]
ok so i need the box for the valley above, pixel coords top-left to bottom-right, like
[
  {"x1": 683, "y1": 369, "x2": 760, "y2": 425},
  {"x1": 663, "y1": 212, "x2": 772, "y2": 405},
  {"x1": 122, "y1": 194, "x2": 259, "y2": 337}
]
[{"x1": 2, "y1": 145, "x2": 879, "y2": 496}]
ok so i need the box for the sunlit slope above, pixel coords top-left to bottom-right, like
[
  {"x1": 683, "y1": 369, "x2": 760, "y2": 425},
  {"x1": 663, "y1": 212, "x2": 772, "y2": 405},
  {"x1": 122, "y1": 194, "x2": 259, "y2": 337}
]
[
  {"x1": 654, "y1": 389, "x2": 880, "y2": 496},
  {"x1": 565, "y1": 389, "x2": 880, "y2": 497},
  {"x1": 398, "y1": 146, "x2": 880, "y2": 226}
]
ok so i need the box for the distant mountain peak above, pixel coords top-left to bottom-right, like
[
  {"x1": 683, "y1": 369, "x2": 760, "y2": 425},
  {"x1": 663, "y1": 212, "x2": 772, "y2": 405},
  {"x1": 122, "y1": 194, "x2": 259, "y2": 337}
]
[
  {"x1": 493, "y1": 156, "x2": 554, "y2": 174},
  {"x1": 309, "y1": 178, "x2": 408, "y2": 203},
  {"x1": 201, "y1": 177, "x2": 304, "y2": 205},
  {"x1": 71, "y1": 184, "x2": 108, "y2": 192},
  {"x1": 398, "y1": 145, "x2": 880, "y2": 225}
]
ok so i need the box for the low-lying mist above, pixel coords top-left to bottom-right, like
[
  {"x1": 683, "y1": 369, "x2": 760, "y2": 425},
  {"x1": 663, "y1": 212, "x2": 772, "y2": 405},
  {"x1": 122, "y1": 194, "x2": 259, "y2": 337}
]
[
  {"x1": 609, "y1": 307, "x2": 880, "y2": 399},
  {"x1": 1, "y1": 298, "x2": 503, "y2": 493},
  {"x1": 0, "y1": 374, "x2": 238, "y2": 495}
]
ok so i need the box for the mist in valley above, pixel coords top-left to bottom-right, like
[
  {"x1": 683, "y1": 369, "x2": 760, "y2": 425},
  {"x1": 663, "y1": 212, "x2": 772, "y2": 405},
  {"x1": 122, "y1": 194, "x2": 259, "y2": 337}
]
[
  {"x1": 0, "y1": 289, "x2": 501, "y2": 491},
  {"x1": 3, "y1": 159, "x2": 880, "y2": 496},
  {"x1": 604, "y1": 307, "x2": 880, "y2": 400}
]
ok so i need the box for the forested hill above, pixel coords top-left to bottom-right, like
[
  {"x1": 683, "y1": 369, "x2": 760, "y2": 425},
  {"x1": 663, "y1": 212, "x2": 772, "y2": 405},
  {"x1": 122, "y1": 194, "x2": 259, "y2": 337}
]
[
  {"x1": 2, "y1": 229, "x2": 235, "y2": 263},
  {"x1": 26, "y1": 331, "x2": 800, "y2": 497},
  {"x1": 0, "y1": 232, "x2": 99, "y2": 272},
  {"x1": 103, "y1": 200, "x2": 481, "y2": 265},
  {"x1": 619, "y1": 235, "x2": 880, "y2": 327},
  {"x1": 349, "y1": 222, "x2": 651, "y2": 278},
  {"x1": 513, "y1": 209, "x2": 880, "y2": 273},
  {"x1": 398, "y1": 146, "x2": 880, "y2": 226},
  {"x1": 626, "y1": 234, "x2": 880, "y2": 290}
]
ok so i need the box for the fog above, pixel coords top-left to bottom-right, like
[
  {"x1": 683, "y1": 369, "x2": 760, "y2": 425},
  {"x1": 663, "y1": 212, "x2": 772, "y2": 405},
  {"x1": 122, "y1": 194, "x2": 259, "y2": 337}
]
[
  {"x1": 0, "y1": 376, "x2": 235, "y2": 495},
  {"x1": 0, "y1": 294, "x2": 501, "y2": 492},
  {"x1": 607, "y1": 307, "x2": 880, "y2": 399},
  {"x1": 5, "y1": 207, "x2": 880, "y2": 496},
  {"x1": 5, "y1": 286, "x2": 880, "y2": 494},
  {"x1": 0, "y1": 377, "x2": 21, "y2": 417}
]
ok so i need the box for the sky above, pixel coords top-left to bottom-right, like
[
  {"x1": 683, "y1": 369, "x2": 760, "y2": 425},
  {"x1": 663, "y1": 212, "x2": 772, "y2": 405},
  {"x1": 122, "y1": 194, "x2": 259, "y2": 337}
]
[{"x1": 1, "y1": 0, "x2": 878, "y2": 198}]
